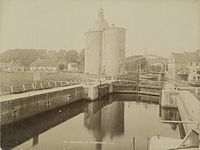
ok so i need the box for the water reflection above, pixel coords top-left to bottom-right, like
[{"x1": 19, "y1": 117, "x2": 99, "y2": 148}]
[
  {"x1": 1, "y1": 94, "x2": 181, "y2": 150},
  {"x1": 1, "y1": 101, "x2": 88, "y2": 150},
  {"x1": 84, "y1": 98, "x2": 124, "y2": 150}
]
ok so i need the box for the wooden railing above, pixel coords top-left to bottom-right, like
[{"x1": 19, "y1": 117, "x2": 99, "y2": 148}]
[{"x1": 9, "y1": 80, "x2": 85, "y2": 94}]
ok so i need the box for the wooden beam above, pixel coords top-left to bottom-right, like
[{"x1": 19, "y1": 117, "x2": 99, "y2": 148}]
[{"x1": 160, "y1": 120, "x2": 194, "y2": 124}]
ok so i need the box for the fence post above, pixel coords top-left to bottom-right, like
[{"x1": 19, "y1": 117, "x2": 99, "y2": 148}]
[
  {"x1": 32, "y1": 84, "x2": 35, "y2": 90},
  {"x1": 48, "y1": 82, "x2": 51, "y2": 88},
  {"x1": 10, "y1": 85, "x2": 14, "y2": 93},
  {"x1": 40, "y1": 83, "x2": 43, "y2": 89},
  {"x1": 23, "y1": 84, "x2": 26, "y2": 91},
  {"x1": 54, "y1": 81, "x2": 57, "y2": 87}
]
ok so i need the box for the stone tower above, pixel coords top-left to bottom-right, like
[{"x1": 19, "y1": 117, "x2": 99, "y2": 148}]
[{"x1": 85, "y1": 8, "x2": 126, "y2": 76}]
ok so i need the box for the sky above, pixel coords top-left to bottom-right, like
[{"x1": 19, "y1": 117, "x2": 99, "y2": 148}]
[{"x1": 0, "y1": 0, "x2": 200, "y2": 57}]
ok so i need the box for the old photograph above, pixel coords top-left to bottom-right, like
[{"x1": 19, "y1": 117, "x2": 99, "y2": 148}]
[{"x1": 0, "y1": 0, "x2": 200, "y2": 150}]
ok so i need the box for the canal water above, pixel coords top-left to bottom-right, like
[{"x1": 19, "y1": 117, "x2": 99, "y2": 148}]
[{"x1": 1, "y1": 94, "x2": 181, "y2": 150}]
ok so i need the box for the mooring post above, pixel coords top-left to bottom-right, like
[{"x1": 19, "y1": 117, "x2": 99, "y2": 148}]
[
  {"x1": 195, "y1": 88, "x2": 198, "y2": 94},
  {"x1": 147, "y1": 137, "x2": 150, "y2": 150},
  {"x1": 133, "y1": 137, "x2": 136, "y2": 150},
  {"x1": 32, "y1": 135, "x2": 39, "y2": 147}
]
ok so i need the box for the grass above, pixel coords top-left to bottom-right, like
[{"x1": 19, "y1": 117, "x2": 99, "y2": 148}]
[{"x1": 0, "y1": 71, "x2": 106, "y2": 95}]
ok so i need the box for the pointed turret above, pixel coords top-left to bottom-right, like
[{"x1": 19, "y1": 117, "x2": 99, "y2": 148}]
[
  {"x1": 94, "y1": 7, "x2": 109, "y2": 31},
  {"x1": 98, "y1": 7, "x2": 104, "y2": 20}
]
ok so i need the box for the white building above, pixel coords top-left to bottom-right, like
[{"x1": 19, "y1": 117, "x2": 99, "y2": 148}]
[
  {"x1": 67, "y1": 63, "x2": 78, "y2": 73},
  {"x1": 186, "y1": 52, "x2": 200, "y2": 81},
  {"x1": 167, "y1": 51, "x2": 200, "y2": 82},
  {"x1": 85, "y1": 8, "x2": 126, "y2": 76},
  {"x1": 30, "y1": 58, "x2": 66, "y2": 72}
]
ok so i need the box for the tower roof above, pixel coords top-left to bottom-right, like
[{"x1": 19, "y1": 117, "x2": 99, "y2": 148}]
[
  {"x1": 98, "y1": 7, "x2": 104, "y2": 20},
  {"x1": 93, "y1": 7, "x2": 109, "y2": 31}
]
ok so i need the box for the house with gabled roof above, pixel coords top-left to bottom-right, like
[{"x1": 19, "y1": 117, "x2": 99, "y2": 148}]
[
  {"x1": 167, "y1": 50, "x2": 200, "y2": 81},
  {"x1": 185, "y1": 52, "x2": 200, "y2": 81},
  {"x1": 30, "y1": 58, "x2": 66, "y2": 72}
]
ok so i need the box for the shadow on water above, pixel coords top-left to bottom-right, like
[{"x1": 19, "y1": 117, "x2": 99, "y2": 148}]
[
  {"x1": 1, "y1": 94, "x2": 167, "y2": 150},
  {"x1": 1, "y1": 100, "x2": 89, "y2": 150}
]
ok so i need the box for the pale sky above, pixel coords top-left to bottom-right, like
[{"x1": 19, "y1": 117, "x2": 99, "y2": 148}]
[{"x1": 0, "y1": 0, "x2": 200, "y2": 57}]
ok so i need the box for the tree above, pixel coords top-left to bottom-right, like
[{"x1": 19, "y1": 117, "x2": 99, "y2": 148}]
[
  {"x1": 79, "y1": 49, "x2": 85, "y2": 72},
  {"x1": 58, "y1": 64, "x2": 65, "y2": 71},
  {"x1": 65, "y1": 50, "x2": 79, "y2": 63},
  {"x1": 0, "y1": 49, "x2": 41, "y2": 68}
]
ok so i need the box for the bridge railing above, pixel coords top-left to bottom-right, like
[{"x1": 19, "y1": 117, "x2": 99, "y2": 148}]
[
  {"x1": 9, "y1": 80, "x2": 84, "y2": 94},
  {"x1": 139, "y1": 80, "x2": 164, "y2": 88}
]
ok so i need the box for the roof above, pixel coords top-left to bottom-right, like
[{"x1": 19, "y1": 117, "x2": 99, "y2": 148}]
[
  {"x1": 171, "y1": 53, "x2": 187, "y2": 63},
  {"x1": 68, "y1": 63, "x2": 78, "y2": 67},
  {"x1": 146, "y1": 54, "x2": 168, "y2": 64},
  {"x1": 30, "y1": 59, "x2": 66, "y2": 67},
  {"x1": 184, "y1": 52, "x2": 200, "y2": 63},
  {"x1": 122, "y1": 55, "x2": 145, "y2": 63},
  {"x1": 172, "y1": 52, "x2": 200, "y2": 63}
]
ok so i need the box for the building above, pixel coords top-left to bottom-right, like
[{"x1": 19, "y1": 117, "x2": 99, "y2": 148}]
[
  {"x1": 145, "y1": 54, "x2": 168, "y2": 73},
  {"x1": 121, "y1": 54, "x2": 167, "y2": 81},
  {"x1": 30, "y1": 58, "x2": 66, "y2": 72},
  {"x1": 167, "y1": 53, "x2": 189, "y2": 81},
  {"x1": 167, "y1": 51, "x2": 200, "y2": 81},
  {"x1": 0, "y1": 61, "x2": 24, "y2": 72},
  {"x1": 122, "y1": 54, "x2": 167, "y2": 73},
  {"x1": 0, "y1": 62, "x2": 9, "y2": 71},
  {"x1": 122, "y1": 55, "x2": 147, "y2": 73},
  {"x1": 85, "y1": 8, "x2": 126, "y2": 76},
  {"x1": 67, "y1": 63, "x2": 78, "y2": 73},
  {"x1": 186, "y1": 52, "x2": 200, "y2": 81}
]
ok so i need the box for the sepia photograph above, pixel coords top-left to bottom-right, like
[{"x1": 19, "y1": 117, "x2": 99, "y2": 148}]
[{"x1": 0, "y1": 0, "x2": 200, "y2": 150}]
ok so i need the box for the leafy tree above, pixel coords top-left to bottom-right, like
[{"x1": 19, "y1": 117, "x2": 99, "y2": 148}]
[
  {"x1": 58, "y1": 64, "x2": 65, "y2": 71},
  {"x1": 0, "y1": 49, "x2": 42, "y2": 67},
  {"x1": 65, "y1": 50, "x2": 79, "y2": 63}
]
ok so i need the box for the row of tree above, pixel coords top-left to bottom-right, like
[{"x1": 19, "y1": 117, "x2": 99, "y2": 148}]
[{"x1": 0, "y1": 49, "x2": 85, "y2": 70}]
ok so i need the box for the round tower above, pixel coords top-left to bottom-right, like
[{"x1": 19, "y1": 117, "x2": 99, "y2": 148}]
[
  {"x1": 84, "y1": 8, "x2": 126, "y2": 76},
  {"x1": 85, "y1": 7, "x2": 108, "y2": 74},
  {"x1": 101, "y1": 27, "x2": 126, "y2": 76},
  {"x1": 85, "y1": 31, "x2": 102, "y2": 74}
]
